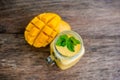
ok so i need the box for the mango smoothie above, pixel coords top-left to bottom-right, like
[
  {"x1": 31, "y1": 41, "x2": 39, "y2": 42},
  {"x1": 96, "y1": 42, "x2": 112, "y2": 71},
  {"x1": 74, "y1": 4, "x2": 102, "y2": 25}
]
[{"x1": 46, "y1": 31, "x2": 85, "y2": 70}]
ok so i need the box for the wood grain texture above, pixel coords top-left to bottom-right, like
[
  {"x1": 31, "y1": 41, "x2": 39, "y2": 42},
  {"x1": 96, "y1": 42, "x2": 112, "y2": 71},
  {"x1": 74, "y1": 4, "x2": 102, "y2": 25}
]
[{"x1": 0, "y1": 0, "x2": 120, "y2": 80}]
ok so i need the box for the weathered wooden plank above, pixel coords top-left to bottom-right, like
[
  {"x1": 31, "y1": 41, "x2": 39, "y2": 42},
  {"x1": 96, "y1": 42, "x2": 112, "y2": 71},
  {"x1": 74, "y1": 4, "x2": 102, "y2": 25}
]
[
  {"x1": 0, "y1": 34, "x2": 120, "y2": 80},
  {"x1": 0, "y1": 0, "x2": 120, "y2": 80},
  {"x1": 0, "y1": 0, "x2": 120, "y2": 33}
]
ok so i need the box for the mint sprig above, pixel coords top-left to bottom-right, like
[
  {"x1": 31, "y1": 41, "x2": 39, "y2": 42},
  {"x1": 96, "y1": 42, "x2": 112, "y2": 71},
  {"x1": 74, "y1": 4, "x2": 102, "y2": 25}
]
[
  {"x1": 56, "y1": 34, "x2": 68, "y2": 47},
  {"x1": 70, "y1": 37, "x2": 80, "y2": 45},
  {"x1": 56, "y1": 34, "x2": 80, "y2": 52},
  {"x1": 67, "y1": 38, "x2": 75, "y2": 52}
]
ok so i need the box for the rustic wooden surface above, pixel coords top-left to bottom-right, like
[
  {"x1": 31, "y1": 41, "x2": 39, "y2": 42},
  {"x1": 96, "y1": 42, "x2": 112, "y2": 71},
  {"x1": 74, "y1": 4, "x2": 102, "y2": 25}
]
[{"x1": 0, "y1": 0, "x2": 120, "y2": 80}]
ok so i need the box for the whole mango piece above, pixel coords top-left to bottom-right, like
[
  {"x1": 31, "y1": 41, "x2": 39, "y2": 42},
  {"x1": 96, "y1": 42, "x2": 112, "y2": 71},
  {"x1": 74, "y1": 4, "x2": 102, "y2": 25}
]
[{"x1": 24, "y1": 13, "x2": 71, "y2": 48}]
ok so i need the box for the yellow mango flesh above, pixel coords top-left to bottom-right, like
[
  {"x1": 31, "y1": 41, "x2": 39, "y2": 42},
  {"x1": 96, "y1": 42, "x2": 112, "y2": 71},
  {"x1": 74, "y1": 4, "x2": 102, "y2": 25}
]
[{"x1": 25, "y1": 13, "x2": 71, "y2": 48}]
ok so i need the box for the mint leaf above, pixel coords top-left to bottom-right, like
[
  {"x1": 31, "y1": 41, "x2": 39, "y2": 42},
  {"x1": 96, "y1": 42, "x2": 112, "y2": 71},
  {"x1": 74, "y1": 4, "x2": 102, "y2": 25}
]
[
  {"x1": 67, "y1": 38, "x2": 75, "y2": 52},
  {"x1": 56, "y1": 34, "x2": 68, "y2": 47},
  {"x1": 56, "y1": 38, "x2": 62, "y2": 46},
  {"x1": 56, "y1": 35, "x2": 80, "y2": 52},
  {"x1": 61, "y1": 40, "x2": 66, "y2": 47},
  {"x1": 60, "y1": 34, "x2": 68, "y2": 39},
  {"x1": 69, "y1": 37, "x2": 80, "y2": 45}
]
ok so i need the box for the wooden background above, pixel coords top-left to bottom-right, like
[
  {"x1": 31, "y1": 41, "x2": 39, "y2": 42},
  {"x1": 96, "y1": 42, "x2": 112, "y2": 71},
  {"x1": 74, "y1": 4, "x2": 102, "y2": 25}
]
[{"x1": 0, "y1": 0, "x2": 120, "y2": 80}]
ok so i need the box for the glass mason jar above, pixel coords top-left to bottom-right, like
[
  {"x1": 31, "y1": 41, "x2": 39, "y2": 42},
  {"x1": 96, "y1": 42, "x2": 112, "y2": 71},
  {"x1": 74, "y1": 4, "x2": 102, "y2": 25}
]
[{"x1": 46, "y1": 31, "x2": 85, "y2": 70}]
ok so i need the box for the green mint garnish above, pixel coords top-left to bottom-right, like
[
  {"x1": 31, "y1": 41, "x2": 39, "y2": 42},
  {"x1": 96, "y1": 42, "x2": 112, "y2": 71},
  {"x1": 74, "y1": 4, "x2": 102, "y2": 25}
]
[
  {"x1": 67, "y1": 38, "x2": 75, "y2": 52},
  {"x1": 56, "y1": 34, "x2": 68, "y2": 47},
  {"x1": 69, "y1": 37, "x2": 80, "y2": 45},
  {"x1": 56, "y1": 34, "x2": 80, "y2": 52}
]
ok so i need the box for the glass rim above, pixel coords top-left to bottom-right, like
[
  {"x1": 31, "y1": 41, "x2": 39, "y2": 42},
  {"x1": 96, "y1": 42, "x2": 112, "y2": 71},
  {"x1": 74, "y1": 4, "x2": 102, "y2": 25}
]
[{"x1": 53, "y1": 30, "x2": 84, "y2": 57}]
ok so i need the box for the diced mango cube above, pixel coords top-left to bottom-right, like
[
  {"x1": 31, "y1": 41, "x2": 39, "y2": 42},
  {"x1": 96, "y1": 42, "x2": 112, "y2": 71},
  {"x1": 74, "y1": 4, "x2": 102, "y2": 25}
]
[
  {"x1": 33, "y1": 42, "x2": 43, "y2": 48},
  {"x1": 50, "y1": 31, "x2": 57, "y2": 38},
  {"x1": 47, "y1": 37, "x2": 53, "y2": 43},
  {"x1": 29, "y1": 27, "x2": 39, "y2": 37},
  {"x1": 26, "y1": 23, "x2": 34, "y2": 31},
  {"x1": 25, "y1": 31, "x2": 35, "y2": 45},
  {"x1": 43, "y1": 26, "x2": 53, "y2": 35},
  {"x1": 36, "y1": 32, "x2": 48, "y2": 43},
  {"x1": 31, "y1": 17, "x2": 39, "y2": 24},
  {"x1": 34, "y1": 20, "x2": 45, "y2": 30},
  {"x1": 48, "y1": 16, "x2": 61, "y2": 28}
]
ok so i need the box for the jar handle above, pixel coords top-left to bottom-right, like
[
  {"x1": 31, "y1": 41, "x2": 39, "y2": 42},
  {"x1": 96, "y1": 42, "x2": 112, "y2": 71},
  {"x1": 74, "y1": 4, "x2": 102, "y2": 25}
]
[{"x1": 46, "y1": 55, "x2": 55, "y2": 66}]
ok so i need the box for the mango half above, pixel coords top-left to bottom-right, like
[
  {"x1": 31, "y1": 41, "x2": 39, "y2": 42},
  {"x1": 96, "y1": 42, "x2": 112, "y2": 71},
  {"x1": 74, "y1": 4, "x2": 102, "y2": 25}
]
[{"x1": 24, "y1": 13, "x2": 71, "y2": 48}]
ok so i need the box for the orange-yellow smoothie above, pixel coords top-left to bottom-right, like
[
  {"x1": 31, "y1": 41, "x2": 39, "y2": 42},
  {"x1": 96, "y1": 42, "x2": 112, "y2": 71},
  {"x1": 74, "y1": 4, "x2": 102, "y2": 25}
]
[
  {"x1": 47, "y1": 31, "x2": 85, "y2": 70},
  {"x1": 56, "y1": 44, "x2": 81, "y2": 57}
]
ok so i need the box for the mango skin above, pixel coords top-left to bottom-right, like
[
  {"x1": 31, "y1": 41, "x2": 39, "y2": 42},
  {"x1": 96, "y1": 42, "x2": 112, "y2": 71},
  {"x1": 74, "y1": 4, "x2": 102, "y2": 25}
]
[
  {"x1": 24, "y1": 13, "x2": 71, "y2": 48},
  {"x1": 58, "y1": 20, "x2": 71, "y2": 32}
]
